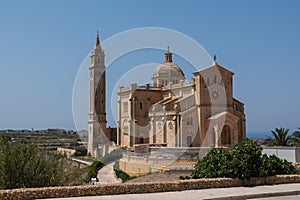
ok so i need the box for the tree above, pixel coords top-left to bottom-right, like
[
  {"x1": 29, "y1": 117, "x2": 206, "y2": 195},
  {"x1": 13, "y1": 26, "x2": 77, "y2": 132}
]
[
  {"x1": 291, "y1": 128, "x2": 300, "y2": 145},
  {"x1": 266, "y1": 128, "x2": 292, "y2": 146},
  {"x1": 191, "y1": 139, "x2": 298, "y2": 180},
  {"x1": 0, "y1": 136, "x2": 86, "y2": 189}
]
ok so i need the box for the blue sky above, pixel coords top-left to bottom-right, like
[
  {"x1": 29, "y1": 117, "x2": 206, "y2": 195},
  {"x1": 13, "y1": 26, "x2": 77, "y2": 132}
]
[{"x1": 0, "y1": 0, "x2": 299, "y2": 137}]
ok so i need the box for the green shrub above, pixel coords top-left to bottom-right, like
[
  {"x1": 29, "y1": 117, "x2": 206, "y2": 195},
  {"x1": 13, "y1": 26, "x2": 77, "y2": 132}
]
[
  {"x1": 114, "y1": 169, "x2": 130, "y2": 181},
  {"x1": 230, "y1": 139, "x2": 263, "y2": 179},
  {"x1": 87, "y1": 161, "x2": 104, "y2": 181},
  {"x1": 192, "y1": 139, "x2": 298, "y2": 180},
  {"x1": 179, "y1": 175, "x2": 191, "y2": 180},
  {"x1": 113, "y1": 161, "x2": 130, "y2": 182},
  {"x1": 260, "y1": 154, "x2": 298, "y2": 177},
  {"x1": 192, "y1": 148, "x2": 233, "y2": 179},
  {"x1": 0, "y1": 136, "x2": 85, "y2": 189}
]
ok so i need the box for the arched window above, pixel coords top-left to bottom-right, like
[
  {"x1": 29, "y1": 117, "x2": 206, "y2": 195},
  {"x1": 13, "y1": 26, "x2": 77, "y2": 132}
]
[
  {"x1": 214, "y1": 75, "x2": 217, "y2": 84},
  {"x1": 187, "y1": 117, "x2": 190, "y2": 125},
  {"x1": 221, "y1": 79, "x2": 224, "y2": 87},
  {"x1": 190, "y1": 117, "x2": 193, "y2": 125},
  {"x1": 140, "y1": 102, "x2": 143, "y2": 110},
  {"x1": 123, "y1": 102, "x2": 128, "y2": 113},
  {"x1": 187, "y1": 135, "x2": 193, "y2": 147},
  {"x1": 221, "y1": 125, "x2": 231, "y2": 145}
]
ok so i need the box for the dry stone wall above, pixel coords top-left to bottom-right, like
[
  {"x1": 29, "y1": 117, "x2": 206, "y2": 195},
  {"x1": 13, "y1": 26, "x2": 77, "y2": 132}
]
[{"x1": 0, "y1": 175, "x2": 300, "y2": 200}]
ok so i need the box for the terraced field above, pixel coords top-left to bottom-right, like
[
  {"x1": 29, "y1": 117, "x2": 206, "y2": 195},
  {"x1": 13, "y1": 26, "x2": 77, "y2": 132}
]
[{"x1": 0, "y1": 129, "x2": 86, "y2": 150}]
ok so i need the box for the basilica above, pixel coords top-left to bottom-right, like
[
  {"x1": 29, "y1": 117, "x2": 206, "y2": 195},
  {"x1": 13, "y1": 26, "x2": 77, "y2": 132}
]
[{"x1": 88, "y1": 33, "x2": 246, "y2": 158}]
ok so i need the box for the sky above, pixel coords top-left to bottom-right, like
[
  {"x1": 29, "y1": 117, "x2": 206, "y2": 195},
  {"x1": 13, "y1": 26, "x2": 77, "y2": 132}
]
[{"x1": 0, "y1": 0, "x2": 299, "y2": 137}]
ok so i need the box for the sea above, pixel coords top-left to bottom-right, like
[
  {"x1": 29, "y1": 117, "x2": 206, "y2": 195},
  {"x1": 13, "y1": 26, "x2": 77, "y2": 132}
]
[{"x1": 247, "y1": 131, "x2": 272, "y2": 139}]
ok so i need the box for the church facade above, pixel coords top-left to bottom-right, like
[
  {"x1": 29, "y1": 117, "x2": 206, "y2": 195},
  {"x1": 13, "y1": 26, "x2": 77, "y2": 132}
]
[
  {"x1": 117, "y1": 50, "x2": 246, "y2": 148},
  {"x1": 88, "y1": 34, "x2": 246, "y2": 157}
]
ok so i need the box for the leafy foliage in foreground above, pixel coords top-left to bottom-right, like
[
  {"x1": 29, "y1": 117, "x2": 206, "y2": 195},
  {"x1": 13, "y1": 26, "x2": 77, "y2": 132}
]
[
  {"x1": 191, "y1": 139, "x2": 298, "y2": 180},
  {"x1": 0, "y1": 136, "x2": 86, "y2": 189}
]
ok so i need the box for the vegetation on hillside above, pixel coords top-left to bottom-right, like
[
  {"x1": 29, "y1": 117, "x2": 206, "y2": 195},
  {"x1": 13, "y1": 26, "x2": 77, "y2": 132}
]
[
  {"x1": 191, "y1": 139, "x2": 298, "y2": 180},
  {"x1": 0, "y1": 136, "x2": 87, "y2": 189},
  {"x1": 0, "y1": 129, "x2": 84, "y2": 150}
]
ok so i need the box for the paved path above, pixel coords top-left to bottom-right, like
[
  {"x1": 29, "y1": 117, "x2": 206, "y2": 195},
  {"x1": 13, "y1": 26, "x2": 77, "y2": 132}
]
[
  {"x1": 252, "y1": 195, "x2": 300, "y2": 200},
  {"x1": 97, "y1": 162, "x2": 120, "y2": 184},
  {"x1": 43, "y1": 183, "x2": 300, "y2": 200}
]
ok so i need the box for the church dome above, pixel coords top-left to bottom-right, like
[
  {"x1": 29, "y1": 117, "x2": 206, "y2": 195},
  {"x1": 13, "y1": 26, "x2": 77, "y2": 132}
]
[
  {"x1": 152, "y1": 50, "x2": 184, "y2": 78},
  {"x1": 152, "y1": 49, "x2": 185, "y2": 86},
  {"x1": 153, "y1": 62, "x2": 184, "y2": 77}
]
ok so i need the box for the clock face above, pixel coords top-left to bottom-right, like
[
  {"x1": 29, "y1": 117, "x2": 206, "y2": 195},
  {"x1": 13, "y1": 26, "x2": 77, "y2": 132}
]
[{"x1": 211, "y1": 90, "x2": 219, "y2": 100}]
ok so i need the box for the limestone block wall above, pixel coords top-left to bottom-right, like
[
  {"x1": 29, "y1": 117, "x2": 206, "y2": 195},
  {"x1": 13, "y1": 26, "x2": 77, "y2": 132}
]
[
  {"x1": 263, "y1": 146, "x2": 300, "y2": 163},
  {"x1": 56, "y1": 148, "x2": 76, "y2": 157},
  {"x1": 1, "y1": 175, "x2": 300, "y2": 200},
  {"x1": 119, "y1": 159, "x2": 151, "y2": 176}
]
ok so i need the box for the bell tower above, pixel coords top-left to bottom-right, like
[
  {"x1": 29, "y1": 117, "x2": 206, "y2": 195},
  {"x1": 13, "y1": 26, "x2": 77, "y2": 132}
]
[{"x1": 88, "y1": 32, "x2": 108, "y2": 157}]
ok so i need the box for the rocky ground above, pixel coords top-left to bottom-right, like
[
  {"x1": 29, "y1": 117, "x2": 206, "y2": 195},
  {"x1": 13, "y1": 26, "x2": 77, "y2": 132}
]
[{"x1": 125, "y1": 170, "x2": 193, "y2": 183}]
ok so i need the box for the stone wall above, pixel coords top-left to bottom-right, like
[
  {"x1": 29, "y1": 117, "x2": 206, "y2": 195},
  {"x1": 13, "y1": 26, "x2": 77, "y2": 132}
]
[
  {"x1": 119, "y1": 147, "x2": 207, "y2": 176},
  {"x1": 263, "y1": 146, "x2": 300, "y2": 162},
  {"x1": 1, "y1": 175, "x2": 300, "y2": 200},
  {"x1": 56, "y1": 147, "x2": 76, "y2": 157}
]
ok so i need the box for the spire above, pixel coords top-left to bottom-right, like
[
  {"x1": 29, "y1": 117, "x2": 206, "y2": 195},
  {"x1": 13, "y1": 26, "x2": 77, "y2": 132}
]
[
  {"x1": 164, "y1": 46, "x2": 172, "y2": 62},
  {"x1": 95, "y1": 31, "x2": 100, "y2": 47}
]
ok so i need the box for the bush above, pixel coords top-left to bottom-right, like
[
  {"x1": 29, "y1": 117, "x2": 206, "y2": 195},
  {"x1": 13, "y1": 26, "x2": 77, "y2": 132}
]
[
  {"x1": 192, "y1": 148, "x2": 233, "y2": 179},
  {"x1": 192, "y1": 139, "x2": 298, "y2": 180},
  {"x1": 230, "y1": 139, "x2": 263, "y2": 179},
  {"x1": 74, "y1": 149, "x2": 87, "y2": 157},
  {"x1": 87, "y1": 161, "x2": 104, "y2": 181},
  {"x1": 113, "y1": 161, "x2": 130, "y2": 182},
  {"x1": 179, "y1": 175, "x2": 191, "y2": 180},
  {"x1": 0, "y1": 136, "x2": 85, "y2": 189},
  {"x1": 260, "y1": 154, "x2": 298, "y2": 177},
  {"x1": 114, "y1": 169, "x2": 130, "y2": 181}
]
